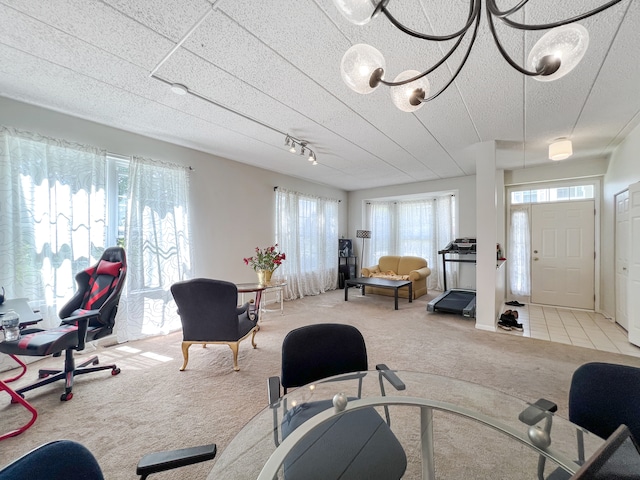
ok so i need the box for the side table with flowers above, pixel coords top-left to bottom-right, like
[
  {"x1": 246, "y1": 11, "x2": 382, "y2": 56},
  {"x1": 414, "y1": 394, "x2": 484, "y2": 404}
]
[{"x1": 243, "y1": 245, "x2": 286, "y2": 285}]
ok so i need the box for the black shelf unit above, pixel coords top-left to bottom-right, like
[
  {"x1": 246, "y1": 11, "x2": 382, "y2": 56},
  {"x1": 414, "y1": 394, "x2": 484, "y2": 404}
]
[{"x1": 338, "y1": 256, "x2": 357, "y2": 288}]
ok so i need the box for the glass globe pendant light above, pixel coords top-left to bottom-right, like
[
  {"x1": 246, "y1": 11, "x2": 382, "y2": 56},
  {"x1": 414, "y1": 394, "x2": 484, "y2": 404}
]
[
  {"x1": 389, "y1": 70, "x2": 430, "y2": 113},
  {"x1": 340, "y1": 44, "x2": 386, "y2": 94},
  {"x1": 332, "y1": 0, "x2": 384, "y2": 26},
  {"x1": 529, "y1": 24, "x2": 590, "y2": 82}
]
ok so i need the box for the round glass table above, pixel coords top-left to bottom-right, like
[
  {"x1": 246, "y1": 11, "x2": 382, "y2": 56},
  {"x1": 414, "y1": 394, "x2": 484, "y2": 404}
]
[{"x1": 208, "y1": 370, "x2": 604, "y2": 479}]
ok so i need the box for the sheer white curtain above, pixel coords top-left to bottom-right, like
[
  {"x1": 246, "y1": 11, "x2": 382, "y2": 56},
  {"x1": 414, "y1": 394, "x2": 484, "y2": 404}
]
[
  {"x1": 116, "y1": 156, "x2": 191, "y2": 342},
  {"x1": 275, "y1": 188, "x2": 338, "y2": 299},
  {"x1": 508, "y1": 205, "x2": 531, "y2": 296},
  {"x1": 366, "y1": 195, "x2": 456, "y2": 290},
  {"x1": 0, "y1": 126, "x2": 107, "y2": 328}
]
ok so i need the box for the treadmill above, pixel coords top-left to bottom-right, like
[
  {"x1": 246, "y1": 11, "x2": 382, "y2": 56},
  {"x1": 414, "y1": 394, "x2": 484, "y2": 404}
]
[{"x1": 427, "y1": 238, "x2": 477, "y2": 318}]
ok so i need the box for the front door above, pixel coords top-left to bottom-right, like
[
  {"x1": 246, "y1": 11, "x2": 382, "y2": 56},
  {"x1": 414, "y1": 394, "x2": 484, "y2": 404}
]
[
  {"x1": 615, "y1": 190, "x2": 629, "y2": 330},
  {"x1": 628, "y1": 182, "x2": 640, "y2": 347},
  {"x1": 530, "y1": 201, "x2": 595, "y2": 309}
]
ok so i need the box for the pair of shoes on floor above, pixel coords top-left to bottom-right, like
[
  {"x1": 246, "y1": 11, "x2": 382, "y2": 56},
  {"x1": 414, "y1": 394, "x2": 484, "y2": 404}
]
[
  {"x1": 499, "y1": 310, "x2": 523, "y2": 331},
  {"x1": 505, "y1": 300, "x2": 525, "y2": 307}
]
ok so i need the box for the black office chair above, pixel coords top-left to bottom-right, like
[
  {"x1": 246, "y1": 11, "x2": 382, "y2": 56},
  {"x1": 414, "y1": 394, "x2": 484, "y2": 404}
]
[
  {"x1": 0, "y1": 439, "x2": 217, "y2": 480},
  {"x1": 170, "y1": 278, "x2": 259, "y2": 371},
  {"x1": 529, "y1": 362, "x2": 640, "y2": 479},
  {"x1": 0, "y1": 246, "x2": 127, "y2": 401},
  {"x1": 267, "y1": 323, "x2": 407, "y2": 480}
]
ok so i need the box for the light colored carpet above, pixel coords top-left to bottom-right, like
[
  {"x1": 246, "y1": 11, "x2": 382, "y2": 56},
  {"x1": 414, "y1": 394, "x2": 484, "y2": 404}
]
[{"x1": 2, "y1": 289, "x2": 640, "y2": 479}]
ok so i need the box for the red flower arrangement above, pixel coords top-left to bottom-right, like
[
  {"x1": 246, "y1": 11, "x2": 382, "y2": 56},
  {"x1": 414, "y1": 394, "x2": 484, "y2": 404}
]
[{"x1": 243, "y1": 245, "x2": 286, "y2": 272}]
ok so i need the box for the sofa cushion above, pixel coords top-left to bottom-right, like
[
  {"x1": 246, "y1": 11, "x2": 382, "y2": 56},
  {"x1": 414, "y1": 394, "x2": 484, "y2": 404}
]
[
  {"x1": 397, "y1": 256, "x2": 428, "y2": 274},
  {"x1": 378, "y1": 256, "x2": 401, "y2": 274}
]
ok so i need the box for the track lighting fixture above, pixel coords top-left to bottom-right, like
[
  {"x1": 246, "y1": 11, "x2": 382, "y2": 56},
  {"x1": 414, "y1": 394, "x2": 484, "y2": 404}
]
[
  {"x1": 333, "y1": 0, "x2": 624, "y2": 112},
  {"x1": 284, "y1": 135, "x2": 318, "y2": 165}
]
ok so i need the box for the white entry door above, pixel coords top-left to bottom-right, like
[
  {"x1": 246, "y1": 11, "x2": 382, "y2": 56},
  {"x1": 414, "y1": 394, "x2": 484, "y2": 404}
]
[
  {"x1": 628, "y1": 182, "x2": 640, "y2": 347},
  {"x1": 615, "y1": 190, "x2": 629, "y2": 330},
  {"x1": 531, "y1": 201, "x2": 595, "y2": 309}
]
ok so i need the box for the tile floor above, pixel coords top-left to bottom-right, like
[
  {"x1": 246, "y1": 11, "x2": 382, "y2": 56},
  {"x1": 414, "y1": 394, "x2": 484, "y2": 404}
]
[{"x1": 498, "y1": 303, "x2": 640, "y2": 358}]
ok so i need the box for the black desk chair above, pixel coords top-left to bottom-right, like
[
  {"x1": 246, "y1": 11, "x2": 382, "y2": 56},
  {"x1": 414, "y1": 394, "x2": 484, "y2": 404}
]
[
  {"x1": 529, "y1": 362, "x2": 640, "y2": 479},
  {"x1": 0, "y1": 439, "x2": 217, "y2": 479},
  {"x1": 268, "y1": 323, "x2": 407, "y2": 480},
  {"x1": 0, "y1": 247, "x2": 126, "y2": 401},
  {"x1": 170, "y1": 278, "x2": 259, "y2": 372}
]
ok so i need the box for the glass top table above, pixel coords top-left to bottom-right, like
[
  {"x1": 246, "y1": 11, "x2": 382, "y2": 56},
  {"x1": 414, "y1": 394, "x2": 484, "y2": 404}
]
[{"x1": 208, "y1": 370, "x2": 604, "y2": 479}]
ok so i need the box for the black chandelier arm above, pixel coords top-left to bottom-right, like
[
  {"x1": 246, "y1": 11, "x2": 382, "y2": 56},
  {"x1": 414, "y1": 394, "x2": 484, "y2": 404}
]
[
  {"x1": 486, "y1": 5, "x2": 541, "y2": 76},
  {"x1": 376, "y1": 25, "x2": 470, "y2": 88},
  {"x1": 421, "y1": 4, "x2": 483, "y2": 103},
  {"x1": 488, "y1": 0, "x2": 532, "y2": 19},
  {"x1": 381, "y1": 0, "x2": 480, "y2": 42},
  {"x1": 486, "y1": 0, "x2": 625, "y2": 31}
]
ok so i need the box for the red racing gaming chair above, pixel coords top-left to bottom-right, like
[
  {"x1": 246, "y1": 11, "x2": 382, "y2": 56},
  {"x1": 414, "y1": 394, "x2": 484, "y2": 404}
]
[{"x1": 0, "y1": 247, "x2": 127, "y2": 401}]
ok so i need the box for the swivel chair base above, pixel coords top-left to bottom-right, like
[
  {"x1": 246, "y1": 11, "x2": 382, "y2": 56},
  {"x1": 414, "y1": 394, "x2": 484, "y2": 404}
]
[{"x1": 14, "y1": 348, "x2": 120, "y2": 402}]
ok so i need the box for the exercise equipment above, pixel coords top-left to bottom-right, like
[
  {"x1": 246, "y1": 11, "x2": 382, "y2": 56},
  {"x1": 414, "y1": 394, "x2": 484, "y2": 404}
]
[{"x1": 427, "y1": 239, "x2": 476, "y2": 317}]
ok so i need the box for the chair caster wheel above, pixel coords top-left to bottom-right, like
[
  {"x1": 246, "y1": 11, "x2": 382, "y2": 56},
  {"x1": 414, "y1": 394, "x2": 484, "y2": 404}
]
[
  {"x1": 10, "y1": 393, "x2": 25, "y2": 404},
  {"x1": 38, "y1": 373, "x2": 49, "y2": 379},
  {"x1": 60, "y1": 392, "x2": 73, "y2": 401},
  {"x1": 112, "y1": 368, "x2": 121, "y2": 376},
  {"x1": 92, "y1": 359, "x2": 99, "y2": 366}
]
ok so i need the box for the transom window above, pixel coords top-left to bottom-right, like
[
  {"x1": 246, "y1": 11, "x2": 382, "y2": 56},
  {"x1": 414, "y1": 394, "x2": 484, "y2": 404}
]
[{"x1": 511, "y1": 185, "x2": 594, "y2": 204}]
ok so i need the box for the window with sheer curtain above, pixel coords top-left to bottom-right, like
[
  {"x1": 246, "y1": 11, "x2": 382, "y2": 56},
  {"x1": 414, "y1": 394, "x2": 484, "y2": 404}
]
[
  {"x1": 117, "y1": 156, "x2": 191, "y2": 342},
  {"x1": 275, "y1": 188, "x2": 338, "y2": 299},
  {"x1": 508, "y1": 206, "x2": 531, "y2": 296},
  {"x1": 365, "y1": 195, "x2": 456, "y2": 291},
  {"x1": 0, "y1": 127, "x2": 191, "y2": 346},
  {"x1": 0, "y1": 126, "x2": 108, "y2": 328}
]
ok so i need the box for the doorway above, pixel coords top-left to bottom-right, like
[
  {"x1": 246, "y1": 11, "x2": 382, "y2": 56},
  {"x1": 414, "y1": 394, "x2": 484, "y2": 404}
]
[
  {"x1": 615, "y1": 189, "x2": 629, "y2": 331},
  {"x1": 507, "y1": 182, "x2": 598, "y2": 310},
  {"x1": 530, "y1": 201, "x2": 595, "y2": 309}
]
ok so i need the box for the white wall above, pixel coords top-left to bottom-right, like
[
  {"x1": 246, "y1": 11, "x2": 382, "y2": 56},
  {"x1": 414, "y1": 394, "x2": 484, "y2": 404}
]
[
  {"x1": 0, "y1": 97, "x2": 348, "y2": 284},
  {"x1": 602, "y1": 123, "x2": 640, "y2": 318}
]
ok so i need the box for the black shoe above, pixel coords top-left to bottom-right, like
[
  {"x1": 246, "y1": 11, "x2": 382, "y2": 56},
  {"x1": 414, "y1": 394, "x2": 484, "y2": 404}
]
[
  {"x1": 497, "y1": 321, "x2": 512, "y2": 331},
  {"x1": 506, "y1": 301, "x2": 525, "y2": 307}
]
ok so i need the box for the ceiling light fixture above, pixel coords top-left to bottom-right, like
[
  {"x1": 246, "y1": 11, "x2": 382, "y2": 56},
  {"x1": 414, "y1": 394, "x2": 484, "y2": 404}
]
[
  {"x1": 549, "y1": 138, "x2": 573, "y2": 161},
  {"x1": 333, "y1": 0, "x2": 623, "y2": 112},
  {"x1": 285, "y1": 135, "x2": 319, "y2": 165}
]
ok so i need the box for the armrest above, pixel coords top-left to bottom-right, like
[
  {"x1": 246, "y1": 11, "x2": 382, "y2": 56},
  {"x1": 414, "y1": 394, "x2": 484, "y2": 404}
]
[
  {"x1": 409, "y1": 266, "x2": 431, "y2": 281},
  {"x1": 61, "y1": 314, "x2": 94, "y2": 350},
  {"x1": 268, "y1": 376, "x2": 281, "y2": 407},
  {"x1": 236, "y1": 302, "x2": 249, "y2": 316},
  {"x1": 519, "y1": 398, "x2": 558, "y2": 426},
  {"x1": 375, "y1": 364, "x2": 406, "y2": 391},
  {"x1": 136, "y1": 444, "x2": 216, "y2": 479}
]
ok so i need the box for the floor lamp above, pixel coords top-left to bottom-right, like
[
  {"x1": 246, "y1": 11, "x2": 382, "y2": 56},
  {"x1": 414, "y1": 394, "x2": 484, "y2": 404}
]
[{"x1": 356, "y1": 230, "x2": 371, "y2": 275}]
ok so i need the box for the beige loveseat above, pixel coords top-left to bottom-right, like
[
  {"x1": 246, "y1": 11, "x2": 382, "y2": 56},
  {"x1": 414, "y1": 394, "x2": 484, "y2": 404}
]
[{"x1": 360, "y1": 256, "x2": 431, "y2": 300}]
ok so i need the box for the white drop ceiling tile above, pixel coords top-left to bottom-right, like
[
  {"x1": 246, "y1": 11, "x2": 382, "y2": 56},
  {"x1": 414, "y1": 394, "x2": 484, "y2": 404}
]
[
  {"x1": 102, "y1": 0, "x2": 208, "y2": 41},
  {"x1": 522, "y1": 6, "x2": 628, "y2": 142},
  {"x1": 573, "y1": 0, "x2": 640, "y2": 154},
  {"x1": 0, "y1": 1, "x2": 171, "y2": 70}
]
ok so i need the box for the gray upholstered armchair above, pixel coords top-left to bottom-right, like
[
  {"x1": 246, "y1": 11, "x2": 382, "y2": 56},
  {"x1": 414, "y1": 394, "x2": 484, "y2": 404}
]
[{"x1": 170, "y1": 278, "x2": 258, "y2": 372}]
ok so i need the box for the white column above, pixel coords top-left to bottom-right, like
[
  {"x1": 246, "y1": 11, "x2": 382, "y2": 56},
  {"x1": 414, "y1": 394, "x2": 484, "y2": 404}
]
[{"x1": 475, "y1": 142, "x2": 498, "y2": 332}]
